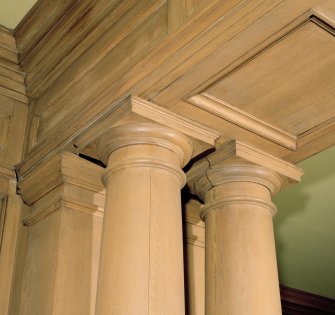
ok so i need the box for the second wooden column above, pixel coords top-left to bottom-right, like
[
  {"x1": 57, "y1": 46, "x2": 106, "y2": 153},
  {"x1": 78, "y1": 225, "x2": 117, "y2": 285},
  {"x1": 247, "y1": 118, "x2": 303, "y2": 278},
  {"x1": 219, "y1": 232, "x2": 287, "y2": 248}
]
[{"x1": 187, "y1": 140, "x2": 303, "y2": 315}]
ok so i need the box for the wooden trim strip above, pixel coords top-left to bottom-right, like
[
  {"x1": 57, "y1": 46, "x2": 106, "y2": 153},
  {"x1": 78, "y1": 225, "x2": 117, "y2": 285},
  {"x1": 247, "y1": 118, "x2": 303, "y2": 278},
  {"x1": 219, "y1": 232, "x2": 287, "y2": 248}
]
[
  {"x1": 280, "y1": 285, "x2": 335, "y2": 314},
  {"x1": 188, "y1": 93, "x2": 297, "y2": 150}
]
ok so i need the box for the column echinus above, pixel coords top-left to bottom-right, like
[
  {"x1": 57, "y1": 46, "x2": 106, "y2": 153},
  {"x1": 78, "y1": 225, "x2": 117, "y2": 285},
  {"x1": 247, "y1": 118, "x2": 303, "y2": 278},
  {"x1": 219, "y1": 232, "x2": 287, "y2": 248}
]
[
  {"x1": 94, "y1": 97, "x2": 220, "y2": 315},
  {"x1": 187, "y1": 140, "x2": 304, "y2": 315}
]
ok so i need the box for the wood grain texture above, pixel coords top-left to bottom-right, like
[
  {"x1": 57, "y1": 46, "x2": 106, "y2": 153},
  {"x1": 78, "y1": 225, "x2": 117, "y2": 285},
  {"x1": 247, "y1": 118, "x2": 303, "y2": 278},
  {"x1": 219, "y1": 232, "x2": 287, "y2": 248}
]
[
  {"x1": 15, "y1": 0, "x2": 79, "y2": 60},
  {"x1": 187, "y1": 142, "x2": 303, "y2": 315},
  {"x1": 11, "y1": 0, "x2": 335, "y2": 177},
  {"x1": 18, "y1": 153, "x2": 105, "y2": 315},
  {"x1": 0, "y1": 28, "x2": 27, "y2": 104},
  {"x1": 95, "y1": 123, "x2": 191, "y2": 314}
]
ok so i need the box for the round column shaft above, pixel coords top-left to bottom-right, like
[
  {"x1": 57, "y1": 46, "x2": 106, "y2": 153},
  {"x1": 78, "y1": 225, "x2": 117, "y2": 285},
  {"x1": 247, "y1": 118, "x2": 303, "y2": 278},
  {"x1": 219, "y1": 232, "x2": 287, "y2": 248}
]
[
  {"x1": 191, "y1": 162, "x2": 284, "y2": 315},
  {"x1": 95, "y1": 123, "x2": 193, "y2": 315}
]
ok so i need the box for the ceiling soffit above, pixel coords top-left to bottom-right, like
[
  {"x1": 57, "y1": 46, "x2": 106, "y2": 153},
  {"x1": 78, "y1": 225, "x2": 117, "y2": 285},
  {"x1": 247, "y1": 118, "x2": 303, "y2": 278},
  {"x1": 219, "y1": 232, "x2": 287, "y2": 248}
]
[{"x1": 187, "y1": 12, "x2": 335, "y2": 152}]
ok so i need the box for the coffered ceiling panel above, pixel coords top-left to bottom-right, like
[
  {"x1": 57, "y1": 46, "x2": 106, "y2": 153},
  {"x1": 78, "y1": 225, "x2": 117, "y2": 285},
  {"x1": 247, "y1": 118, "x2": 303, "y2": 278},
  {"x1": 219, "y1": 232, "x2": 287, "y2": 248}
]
[
  {"x1": 186, "y1": 13, "x2": 335, "y2": 154},
  {"x1": 205, "y1": 18, "x2": 335, "y2": 136}
]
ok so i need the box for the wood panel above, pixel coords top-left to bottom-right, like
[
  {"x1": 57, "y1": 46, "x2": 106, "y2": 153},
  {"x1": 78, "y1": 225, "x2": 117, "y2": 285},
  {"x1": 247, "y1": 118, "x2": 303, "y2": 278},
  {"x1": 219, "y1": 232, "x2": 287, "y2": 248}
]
[
  {"x1": 17, "y1": 0, "x2": 289, "y2": 176},
  {"x1": 205, "y1": 18, "x2": 335, "y2": 136},
  {"x1": 15, "y1": 0, "x2": 79, "y2": 60},
  {"x1": 151, "y1": 1, "x2": 335, "y2": 163},
  {"x1": 20, "y1": 0, "x2": 161, "y2": 99}
]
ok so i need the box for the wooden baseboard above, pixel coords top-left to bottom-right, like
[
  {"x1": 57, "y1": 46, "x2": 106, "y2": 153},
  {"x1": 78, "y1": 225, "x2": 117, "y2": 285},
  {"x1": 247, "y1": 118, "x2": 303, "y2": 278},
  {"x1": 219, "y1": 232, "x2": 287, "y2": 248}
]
[{"x1": 280, "y1": 285, "x2": 335, "y2": 315}]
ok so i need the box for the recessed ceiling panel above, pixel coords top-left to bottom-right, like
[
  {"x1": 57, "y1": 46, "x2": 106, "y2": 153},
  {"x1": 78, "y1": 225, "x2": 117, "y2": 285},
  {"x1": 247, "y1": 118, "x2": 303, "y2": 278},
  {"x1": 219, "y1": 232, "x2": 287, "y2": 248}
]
[{"x1": 206, "y1": 18, "x2": 335, "y2": 136}]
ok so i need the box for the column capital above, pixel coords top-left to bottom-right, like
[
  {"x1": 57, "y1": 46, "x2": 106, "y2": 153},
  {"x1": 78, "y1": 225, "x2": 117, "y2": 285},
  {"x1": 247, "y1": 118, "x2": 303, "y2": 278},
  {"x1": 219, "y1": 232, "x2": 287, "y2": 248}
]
[
  {"x1": 96, "y1": 123, "x2": 193, "y2": 167},
  {"x1": 187, "y1": 140, "x2": 303, "y2": 200},
  {"x1": 96, "y1": 123, "x2": 195, "y2": 187}
]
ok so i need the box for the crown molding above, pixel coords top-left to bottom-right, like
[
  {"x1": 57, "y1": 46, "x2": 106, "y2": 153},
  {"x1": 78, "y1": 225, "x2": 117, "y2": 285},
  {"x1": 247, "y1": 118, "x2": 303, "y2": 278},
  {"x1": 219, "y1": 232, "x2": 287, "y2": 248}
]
[
  {"x1": 0, "y1": 27, "x2": 28, "y2": 104},
  {"x1": 0, "y1": 27, "x2": 17, "y2": 64}
]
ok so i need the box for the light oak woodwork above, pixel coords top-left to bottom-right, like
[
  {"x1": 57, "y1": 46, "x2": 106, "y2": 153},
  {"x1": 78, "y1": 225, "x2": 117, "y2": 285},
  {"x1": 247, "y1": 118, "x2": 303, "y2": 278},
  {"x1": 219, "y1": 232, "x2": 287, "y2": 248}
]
[
  {"x1": 18, "y1": 153, "x2": 105, "y2": 315},
  {"x1": 18, "y1": 95, "x2": 220, "y2": 178},
  {"x1": 0, "y1": 179, "x2": 26, "y2": 315},
  {"x1": 0, "y1": 27, "x2": 27, "y2": 104},
  {"x1": 187, "y1": 140, "x2": 303, "y2": 314},
  {"x1": 0, "y1": 27, "x2": 28, "y2": 315},
  {"x1": 1, "y1": 1, "x2": 335, "y2": 314},
  {"x1": 95, "y1": 123, "x2": 193, "y2": 314},
  {"x1": 183, "y1": 198, "x2": 205, "y2": 315},
  {"x1": 11, "y1": 0, "x2": 335, "y2": 180}
]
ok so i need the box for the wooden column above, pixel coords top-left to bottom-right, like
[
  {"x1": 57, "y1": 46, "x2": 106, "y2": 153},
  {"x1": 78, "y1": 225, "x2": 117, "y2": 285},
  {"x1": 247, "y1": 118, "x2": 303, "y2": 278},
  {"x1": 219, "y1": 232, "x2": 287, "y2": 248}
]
[
  {"x1": 17, "y1": 153, "x2": 105, "y2": 315},
  {"x1": 95, "y1": 123, "x2": 193, "y2": 315},
  {"x1": 187, "y1": 140, "x2": 303, "y2": 315}
]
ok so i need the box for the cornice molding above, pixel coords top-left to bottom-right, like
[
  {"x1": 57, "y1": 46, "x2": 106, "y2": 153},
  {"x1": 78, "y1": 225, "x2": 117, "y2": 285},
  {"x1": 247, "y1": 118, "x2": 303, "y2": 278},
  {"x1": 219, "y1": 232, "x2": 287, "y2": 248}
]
[
  {"x1": 0, "y1": 27, "x2": 17, "y2": 63},
  {"x1": 131, "y1": 96, "x2": 220, "y2": 146},
  {"x1": 0, "y1": 27, "x2": 28, "y2": 104},
  {"x1": 188, "y1": 140, "x2": 303, "y2": 185},
  {"x1": 18, "y1": 152, "x2": 105, "y2": 206},
  {"x1": 188, "y1": 93, "x2": 297, "y2": 150}
]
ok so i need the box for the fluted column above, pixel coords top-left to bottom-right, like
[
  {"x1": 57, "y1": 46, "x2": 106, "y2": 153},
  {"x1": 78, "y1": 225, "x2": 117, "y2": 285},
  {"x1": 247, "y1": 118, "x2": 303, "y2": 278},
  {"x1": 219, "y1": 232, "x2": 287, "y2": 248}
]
[
  {"x1": 187, "y1": 140, "x2": 303, "y2": 315},
  {"x1": 95, "y1": 123, "x2": 193, "y2": 315}
]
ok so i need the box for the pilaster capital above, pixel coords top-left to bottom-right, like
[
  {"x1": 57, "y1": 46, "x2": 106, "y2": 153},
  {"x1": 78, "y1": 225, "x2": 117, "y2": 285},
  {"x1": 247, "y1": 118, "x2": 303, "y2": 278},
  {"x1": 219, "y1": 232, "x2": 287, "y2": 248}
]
[
  {"x1": 18, "y1": 152, "x2": 105, "y2": 206},
  {"x1": 187, "y1": 140, "x2": 303, "y2": 200}
]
